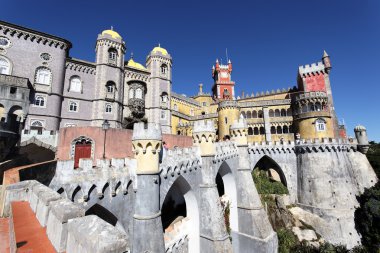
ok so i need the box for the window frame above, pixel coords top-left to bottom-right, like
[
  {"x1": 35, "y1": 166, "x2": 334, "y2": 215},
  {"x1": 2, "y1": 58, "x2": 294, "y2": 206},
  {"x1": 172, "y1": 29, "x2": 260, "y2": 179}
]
[
  {"x1": 35, "y1": 67, "x2": 52, "y2": 85},
  {"x1": 68, "y1": 100, "x2": 79, "y2": 112},
  {"x1": 69, "y1": 76, "x2": 82, "y2": 93},
  {"x1": 34, "y1": 95, "x2": 46, "y2": 108},
  {"x1": 0, "y1": 56, "x2": 11, "y2": 75},
  {"x1": 105, "y1": 103, "x2": 112, "y2": 113},
  {"x1": 315, "y1": 119, "x2": 326, "y2": 132}
]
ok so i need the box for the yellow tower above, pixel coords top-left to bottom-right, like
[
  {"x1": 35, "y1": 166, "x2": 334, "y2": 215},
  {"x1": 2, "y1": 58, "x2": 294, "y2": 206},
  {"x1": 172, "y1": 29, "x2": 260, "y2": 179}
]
[{"x1": 217, "y1": 100, "x2": 240, "y2": 140}]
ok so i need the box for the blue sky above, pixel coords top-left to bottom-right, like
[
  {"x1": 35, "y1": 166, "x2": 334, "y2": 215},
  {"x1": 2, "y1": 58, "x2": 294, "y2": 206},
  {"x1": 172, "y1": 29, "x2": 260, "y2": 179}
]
[{"x1": 3, "y1": 0, "x2": 380, "y2": 141}]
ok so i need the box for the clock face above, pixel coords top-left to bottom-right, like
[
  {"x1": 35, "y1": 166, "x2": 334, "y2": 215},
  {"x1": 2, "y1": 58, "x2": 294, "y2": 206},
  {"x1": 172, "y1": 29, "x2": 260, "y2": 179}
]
[{"x1": 220, "y1": 72, "x2": 228, "y2": 78}]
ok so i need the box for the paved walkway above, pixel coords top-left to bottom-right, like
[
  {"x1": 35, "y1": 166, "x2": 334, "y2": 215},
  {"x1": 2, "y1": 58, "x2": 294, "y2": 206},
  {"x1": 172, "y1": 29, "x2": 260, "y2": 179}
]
[
  {"x1": 12, "y1": 201, "x2": 56, "y2": 253},
  {"x1": 0, "y1": 217, "x2": 10, "y2": 253}
]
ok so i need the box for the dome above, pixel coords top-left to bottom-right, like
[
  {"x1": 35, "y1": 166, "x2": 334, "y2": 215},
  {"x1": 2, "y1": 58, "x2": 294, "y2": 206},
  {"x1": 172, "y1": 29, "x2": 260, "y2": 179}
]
[
  {"x1": 101, "y1": 29, "x2": 122, "y2": 39},
  {"x1": 354, "y1": 125, "x2": 366, "y2": 131},
  {"x1": 127, "y1": 58, "x2": 147, "y2": 70},
  {"x1": 151, "y1": 46, "x2": 168, "y2": 56}
]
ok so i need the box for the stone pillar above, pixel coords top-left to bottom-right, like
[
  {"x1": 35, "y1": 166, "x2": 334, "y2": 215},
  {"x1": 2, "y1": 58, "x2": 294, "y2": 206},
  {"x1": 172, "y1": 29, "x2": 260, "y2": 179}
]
[
  {"x1": 193, "y1": 120, "x2": 233, "y2": 253},
  {"x1": 230, "y1": 119, "x2": 278, "y2": 253},
  {"x1": 354, "y1": 125, "x2": 369, "y2": 154},
  {"x1": 263, "y1": 106, "x2": 271, "y2": 142},
  {"x1": 131, "y1": 122, "x2": 165, "y2": 253}
]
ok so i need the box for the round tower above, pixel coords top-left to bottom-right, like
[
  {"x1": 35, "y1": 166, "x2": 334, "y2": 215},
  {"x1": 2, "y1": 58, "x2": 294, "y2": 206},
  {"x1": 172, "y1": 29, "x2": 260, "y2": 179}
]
[
  {"x1": 131, "y1": 122, "x2": 164, "y2": 253},
  {"x1": 92, "y1": 29, "x2": 126, "y2": 128},
  {"x1": 292, "y1": 92, "x2": 334, "y2": 140},
  {"x1": 229, "y1": 118, "x2": 248, "y2": 146},
  {"x1": 217, "y1": 100, "x2": 240, "y2": 140},
  {"x1": 192, "y1": 120, "x2": 216, "y2": 156},
  {"x1": 354, "y1": 125, "x2": 369, "y2": 154},
  {"x1": 146, "y1": 45, "x2": 172, "y2": 134}
]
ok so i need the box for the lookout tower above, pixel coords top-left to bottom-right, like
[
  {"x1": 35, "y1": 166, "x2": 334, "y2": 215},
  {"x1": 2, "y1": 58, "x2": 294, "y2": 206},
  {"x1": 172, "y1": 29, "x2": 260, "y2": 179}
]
[{"x1": 212, "y1": 59, "x2": 235, "y2": 100}]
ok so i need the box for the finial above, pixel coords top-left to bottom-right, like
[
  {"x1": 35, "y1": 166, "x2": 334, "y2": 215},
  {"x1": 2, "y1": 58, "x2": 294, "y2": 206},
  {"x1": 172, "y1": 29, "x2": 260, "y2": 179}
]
[
  {"x1": 228, "y1": 59, "x2": 231, "y2": 64},
  {"x1": 130, "y1": 52, "x2": 134, "y2": 59},
  {"x1": 158, "y1": 43, "x2": 161, "y2": 47},
  {"x1": 111, "y1": 26, "x2": 114, "y2": 31},
  {"x1": 323, "y1": 50, "x2": 329, "y2": 58},
  {"x1": 216, "y1": 59, "x2": 219, "y2": 63}
]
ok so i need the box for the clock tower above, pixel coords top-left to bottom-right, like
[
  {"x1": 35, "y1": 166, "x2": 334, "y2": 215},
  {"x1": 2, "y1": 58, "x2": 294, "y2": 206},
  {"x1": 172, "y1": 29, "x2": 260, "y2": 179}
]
[{"x1": 212, "y1": 59, "x2": 235, "y2": 100}]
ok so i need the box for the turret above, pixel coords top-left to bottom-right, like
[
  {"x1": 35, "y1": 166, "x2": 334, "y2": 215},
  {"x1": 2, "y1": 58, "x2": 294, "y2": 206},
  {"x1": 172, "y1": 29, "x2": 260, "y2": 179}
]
[
  {"x1": 322, "y1": 50, "x2": 332, "y2": 73},
  {"x1": 229, "y1": 118, "x2": 248, "y2": 146},
  {"x1": 192, "y1": 120, "x2": 216, "y2": 156},
  {"x1": 212, "y1": 58, "x2": 235, "y2": 100},
  {"x1": 217, "y1": 100, "x2": 240, "y2": 140},
  {"x1": 92, "y1": 28, "x2": 126, "y2": 128},
  {"x1": 354, "y1": 125, "x2": 369, "y2": 154},
  {"x1": 146, "y1": 45, "x2": 172, "y2": 134},
  {"x1": 131, "y1": 122, "x2": 165, "y2": 253}
]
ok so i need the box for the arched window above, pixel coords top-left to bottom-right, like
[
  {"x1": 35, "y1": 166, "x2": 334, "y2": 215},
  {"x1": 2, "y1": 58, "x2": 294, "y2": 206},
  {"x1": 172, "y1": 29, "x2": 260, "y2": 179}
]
[
  {"x1": 161, "y1": 64, "x2": 168, "y2": 75},
  {"x1": 173, "y1": 104, "x2": 178, "y2": 111},
  {"x1": 69, "y1": 101, "x2": 78, "y2": 112},
  {"x1": 315, "y1": 119, "x2": 326, "y2": 131},
  {"x1": 270, "y1": 126, "x2": 276, "y2": 134},
  {"x1": 30, "y1": 120, "x2": 44, "y2": 132},
  {"x1": 302, "y1": 104, "x2": 308, "y2": 113},
  {"x1": 286, "y1": 108, "x2": 292, "y2": 116},
  {"x1": 129, "y1": 88, "x2": 134, "y2": 99},
  {"x1": 246, "y1": 111, "x2": 252, "y2": 118},
  {"x1": 106, "y1": 81, "x2": 115, "y2": 93},
  {"x1": 69, "y1": 76, "x2": 82, "y2": 92},
  {"x1": 309, "y1": 103, "x2": 315, "y2": 111},
  {"x1": 0, "y1": 56, "x2": 11, "y2": 75},
  {"x1": 241, "y1": 111, "x2": 246, "y2": 118},
  {"x1": 248, "y1": 127, "x2": 253, "y2": 135},
  {"x1": 105, "y1": 103, "x2": 112, "y2": 113},
  {"x1": 252, "y1": 110, "x2": 258, "y2": 118},
  {"x1": 34, "y1": 95, "x2": 45, "y2": 107},
  {"x1": 281, "y1": 109, "x2": 286, "y2": 117},
  {"x1": 135, "y1": 88, "x2": 143, "y2": 99},
  {"x1": 254, "y1": 127, "x2": 259, "y2": 135},
  {"x1": 108, "y1": 48, "x2": 117, "y2": 63},
  {"x1": 269, "y1": 109, "x2": 274, "y2": 117},
  {"x1": 289, "y1": 124, "x2": 293, "y2": 133},
  {"x1": 277, "y1": 126, "x2": 283, "y2": 134},
  {"x1": 274, "y1": 109, "x2": 280, "y2": 117},
  {"x1": 259, "y1": 127, "x2": 265, "y2": 135},
  {"x1": 161, "y1": 92, "x2": 168, "y2": 103},
  {"x1": 283, "y1": 125, "x2": 289, "y2": 134},
  {"x1": 315, "y1": 102, "x2": 322, "y2": 111},
  {"x1": 35, "y1": 67, "x2": 51, "y2": 85},
  {"x1": 258, "y1": 110, "x2": 263, "y2": 118}
]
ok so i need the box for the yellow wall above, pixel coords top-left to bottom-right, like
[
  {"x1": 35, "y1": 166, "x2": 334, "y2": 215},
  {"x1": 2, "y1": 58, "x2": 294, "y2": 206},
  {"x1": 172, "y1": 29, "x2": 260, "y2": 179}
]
[{"x1": 296, "y1": 117, "x2": 334, "y2": 140}]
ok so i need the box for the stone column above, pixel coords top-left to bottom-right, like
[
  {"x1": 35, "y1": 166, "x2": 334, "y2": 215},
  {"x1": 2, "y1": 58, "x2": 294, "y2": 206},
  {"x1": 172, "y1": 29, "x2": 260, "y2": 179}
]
[
  {"x1": 263, "y1": 106, "x2": 271, "y2": 142},
  {"x1": 230, "y1": 119, "x2": 278, "y2": 253},
  {"x1": 193, "y1": 120, "x2": 233, "y2": 253},
  {"x1": 131, "y1": 122, "x2": 165, "y2": 253}
]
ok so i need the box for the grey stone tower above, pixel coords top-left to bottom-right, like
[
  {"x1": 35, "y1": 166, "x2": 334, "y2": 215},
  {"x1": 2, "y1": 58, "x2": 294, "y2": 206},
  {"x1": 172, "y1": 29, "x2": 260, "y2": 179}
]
[
  {"x1": 354, "y1": 125, "x2": 369, "y2": 154},
  {"x1": 146, "y1": 46, "x2": 172, "y2": 134},
  {"x1": 131, "y1": 122, "x2": 165, "y2": 253},
  {"x1": 92, "y1": 29, "x2": 126, "y2": 128}
]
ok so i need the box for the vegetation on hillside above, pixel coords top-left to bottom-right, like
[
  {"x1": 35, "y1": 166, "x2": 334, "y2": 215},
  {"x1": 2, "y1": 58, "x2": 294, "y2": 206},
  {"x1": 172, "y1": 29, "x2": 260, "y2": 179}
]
[
  {"x1": 252, "y1": 169, "x2": 289, "y2": 195},
  {"x1": 354, "y1": 141, "x2": 380, "y2": 253}
]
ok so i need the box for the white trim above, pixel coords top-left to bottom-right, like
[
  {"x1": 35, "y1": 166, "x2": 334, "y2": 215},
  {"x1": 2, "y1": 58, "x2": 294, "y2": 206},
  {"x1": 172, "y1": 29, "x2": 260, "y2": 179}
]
[{"x1": 68, "y1": 100, "x2": 79, "y2": 112}]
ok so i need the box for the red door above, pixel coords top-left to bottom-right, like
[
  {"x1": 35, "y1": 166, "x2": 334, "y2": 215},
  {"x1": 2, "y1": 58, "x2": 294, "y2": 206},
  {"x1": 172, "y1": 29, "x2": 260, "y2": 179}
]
[{"x1": 74, "y1": 143, "x2": 91, "y2": 168}]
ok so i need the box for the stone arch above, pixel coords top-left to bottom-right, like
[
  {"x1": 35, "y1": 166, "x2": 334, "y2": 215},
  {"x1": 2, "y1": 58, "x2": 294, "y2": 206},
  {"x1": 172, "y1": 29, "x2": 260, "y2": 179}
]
[
  {"x1": 216, "y1": 161, "x2": 238, "y2": 232},
  {"x1": 269, "y1": 109, "x2": 274, "y2": 117},
  {"x1": 7, "y1": 105, "x2": 24, "y2": 132},
  {"x1": 246, "y1": 111, "x2": 251, "y2": 118},
  {"x1": 252, "y1": 110, "x2": 258, "y2": 118},
  {"x1": 161, "y1": 175, "x2": 199, "y2": 253},
  {"x1": 252, "y1": 155, "x2": 287, "y2": 187}
]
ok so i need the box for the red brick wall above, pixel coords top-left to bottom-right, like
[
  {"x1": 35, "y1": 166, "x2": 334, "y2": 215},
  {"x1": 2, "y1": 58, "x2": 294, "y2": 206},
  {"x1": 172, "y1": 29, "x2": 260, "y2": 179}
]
[
  {"x1": 56, "y1": 127, "x2": 193, "y2": 161},
  {"x1": 304, "y1": 73, "x2": 326, "y2": 92}
]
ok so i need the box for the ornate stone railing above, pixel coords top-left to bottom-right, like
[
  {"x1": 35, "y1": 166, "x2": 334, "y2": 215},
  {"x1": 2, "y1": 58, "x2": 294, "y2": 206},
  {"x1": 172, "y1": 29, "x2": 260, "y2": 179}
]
[
  {"x1": 213, "y1": 141, "x2": 239, "y2": 163},
  {"x1": 239, "y1": 98, "x2": 291, "y2": 108},
  {"x1": 160, "y1": 147, "x2": 201, "y2": 179}
]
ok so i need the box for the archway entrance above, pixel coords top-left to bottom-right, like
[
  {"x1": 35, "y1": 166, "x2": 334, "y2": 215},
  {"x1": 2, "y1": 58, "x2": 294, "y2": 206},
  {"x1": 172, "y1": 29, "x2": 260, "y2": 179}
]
[
  {"x1": 215, "y1": 162, "x2": 238, "y2": 233},
  {"x1": 161, "y1": 176, "x2": 199, "y2": 253},
  {"x1": 253, "y1": 155, "x2": 287, "y2": 188},
  {"x1": 72, "y1": 136, "x2": 93, "y2": 168}
]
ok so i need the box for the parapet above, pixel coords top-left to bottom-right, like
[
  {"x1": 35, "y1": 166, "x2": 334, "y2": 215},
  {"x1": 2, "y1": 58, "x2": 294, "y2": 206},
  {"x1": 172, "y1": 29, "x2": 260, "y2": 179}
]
[
  {"x1": 218, "y1": 100, "x2": 239, "y2": 110},
  {"x1": 298, "y1": 61, "x2": 325, "y2": 76},
  {"x1": 132, "y1": 122, "x2": 161, "y2": 141},
  {"x1": 248, "y1": 140, "x2": 295, "y2": 155},
  {"x1": 295, "y1": 138, "x2": 358, "y2": 153},
  {"x1": 230, "y1": 118, "x2": 247, "y2": 130},
  {"x1": 193, "y1": 120, "x2": 215, "y2": 134}
]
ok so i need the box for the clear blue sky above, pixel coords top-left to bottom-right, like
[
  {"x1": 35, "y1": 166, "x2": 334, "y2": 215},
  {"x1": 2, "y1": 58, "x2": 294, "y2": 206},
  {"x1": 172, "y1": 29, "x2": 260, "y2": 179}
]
[{"x1": 3, "y1": 0, "x2": 380, "y2": 141}]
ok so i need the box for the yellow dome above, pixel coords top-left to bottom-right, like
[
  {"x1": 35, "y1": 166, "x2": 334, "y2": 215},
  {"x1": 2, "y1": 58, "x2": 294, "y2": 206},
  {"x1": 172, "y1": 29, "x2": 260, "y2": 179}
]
[
  {"x1": 152, "y1": 46, "x2": 168, "y2": 56},
  {"x1": 127, "y1": 58, "x2": 147, "y2": 70},
  {"x1": 101, "y1": 29, "x2": 122, "y2": 39}
]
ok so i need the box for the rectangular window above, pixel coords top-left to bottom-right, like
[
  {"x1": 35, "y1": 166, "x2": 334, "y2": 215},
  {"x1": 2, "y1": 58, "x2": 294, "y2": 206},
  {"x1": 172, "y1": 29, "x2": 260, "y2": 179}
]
[
  {"x1": 69, "y1": 101, "x2": 79, "y2": 112},
  {"x1": 161, "y1": 110, "x2": 166, "y2": 119},
  {"x1": 10, "y1": 87, "x2": 16, "y2": 94}
]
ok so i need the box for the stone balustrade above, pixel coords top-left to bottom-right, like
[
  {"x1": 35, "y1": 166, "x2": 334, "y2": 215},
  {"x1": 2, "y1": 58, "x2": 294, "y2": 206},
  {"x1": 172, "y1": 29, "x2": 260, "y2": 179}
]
[{"x1": 160, "y1": 147, "x2": 200, "y2": 179}]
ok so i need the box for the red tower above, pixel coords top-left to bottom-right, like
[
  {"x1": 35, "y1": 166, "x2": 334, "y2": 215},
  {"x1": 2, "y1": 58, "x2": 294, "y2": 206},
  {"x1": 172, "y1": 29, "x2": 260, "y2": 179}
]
[{"x1": 212, "y1": 59, "x2": 235, "y2": 100}]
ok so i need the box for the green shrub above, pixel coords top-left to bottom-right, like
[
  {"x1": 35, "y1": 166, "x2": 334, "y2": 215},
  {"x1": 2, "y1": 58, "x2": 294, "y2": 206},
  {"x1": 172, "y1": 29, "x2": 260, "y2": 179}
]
[
  {"x1": 277, "y1": 228, "x2": 298, "y2": 253},
  {"x1": 252, "y1": 169, "x2": 289, "y2": 195}
]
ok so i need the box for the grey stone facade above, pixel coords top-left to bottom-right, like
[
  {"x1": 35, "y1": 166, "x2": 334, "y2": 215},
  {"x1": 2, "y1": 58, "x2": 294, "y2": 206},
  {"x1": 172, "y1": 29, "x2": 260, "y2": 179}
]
[{"x1": 0, "y1": 20, "x2": 173, "y2": 134}]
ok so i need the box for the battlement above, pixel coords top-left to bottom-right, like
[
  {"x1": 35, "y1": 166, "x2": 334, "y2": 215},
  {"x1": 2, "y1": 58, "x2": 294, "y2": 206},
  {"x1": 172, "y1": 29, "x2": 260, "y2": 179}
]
[
  {"x1": 295, "y1": 138, "x2": 358, "y2": 153},
  {"x1": 132, "y1": 122, "x2": 161, "y2": 141},
  {"x1": 160, "y1": 146, "x2": 201, "y2": 178},
  {"x1": 293, "y1": 91, "x2": 327, "y2": 102},
  {"x1": 230, "y1": 118, "x2": 247, "y2": 130},
  {"x1": 248, "y1": 140, "x2": 295, "y2": 154},
  {"x1": 298, "y1": 61, "x2": 326, "y2": 76},
  {"x1": 214, "y1": 141, "x2": 239, "y2": 163},
  {"x1": 193, "y1": 120, "x2": 215, "y2": 133},
  {"x1": 218, "y1": 100, "x2": 239, "y2": 109}
]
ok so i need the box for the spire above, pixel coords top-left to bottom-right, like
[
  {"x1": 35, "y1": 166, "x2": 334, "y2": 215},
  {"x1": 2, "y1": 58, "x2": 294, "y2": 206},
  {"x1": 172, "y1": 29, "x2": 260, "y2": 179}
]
[
  {"x1": 111, "y1": 26, "x2": 114, "y2": 31},
  {"x1": 228, "y1": 59, "x2": 231, "y2": 64},
  {"x1": 130, "y1": 52, "x2": 134, "y2": 59},
  {"x1": 323, "y1": 50, "x2": 329, "y2": 58},
  {"x1": 199, "y1": 83, "x2": 203, "y2": 95}
]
